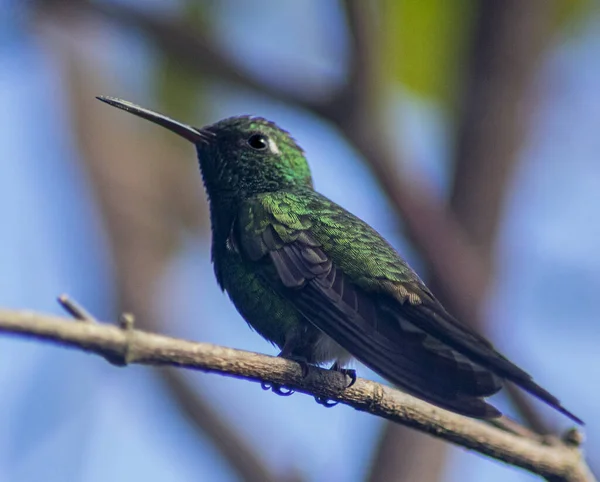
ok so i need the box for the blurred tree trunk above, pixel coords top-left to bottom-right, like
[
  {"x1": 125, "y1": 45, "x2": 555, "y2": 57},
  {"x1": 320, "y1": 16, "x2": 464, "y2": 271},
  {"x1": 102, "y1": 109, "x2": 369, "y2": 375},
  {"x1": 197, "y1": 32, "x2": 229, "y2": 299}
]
[
  {"x1": 450, "y1": 0, "x2": 554, "y2": 272},
  {"x1": 448, "y1": 0, "x2": 556, "y2": 434}
]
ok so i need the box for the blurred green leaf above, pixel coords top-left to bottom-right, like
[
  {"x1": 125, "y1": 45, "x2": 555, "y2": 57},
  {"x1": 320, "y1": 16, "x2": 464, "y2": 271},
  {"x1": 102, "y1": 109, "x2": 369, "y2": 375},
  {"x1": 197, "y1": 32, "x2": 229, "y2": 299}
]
[
  {"x1": 554, "y1": 0, "x2": 591, "y2": 32},
  {"x1": 381, "y1": 0, "x2": 475, "y2": 107},
  {"x1": 380, "y1": 0, "x2": 590, "y2": 108},
  {"x1": 155, "y1": 2, "x2": 209, "y2": 121},
  {"x1": 156, "y1": 53, "x2": 202, "y2": 122}
]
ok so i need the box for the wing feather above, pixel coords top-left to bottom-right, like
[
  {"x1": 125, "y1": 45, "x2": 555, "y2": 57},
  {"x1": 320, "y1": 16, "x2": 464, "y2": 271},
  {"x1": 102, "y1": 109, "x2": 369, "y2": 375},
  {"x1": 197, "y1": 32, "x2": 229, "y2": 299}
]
[
  {"x1": 237, "y1": 192, "x2": 582, "y2": 423},
  {"x1": 243, "y1": 224, "x2": 503, "y2": 417}
]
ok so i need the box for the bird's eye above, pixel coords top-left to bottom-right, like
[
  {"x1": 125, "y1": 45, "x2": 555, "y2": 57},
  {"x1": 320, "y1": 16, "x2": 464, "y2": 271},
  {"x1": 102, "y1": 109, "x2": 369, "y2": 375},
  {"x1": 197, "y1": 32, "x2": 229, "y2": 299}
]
[{"x1": 247, "y1": 133, "x2": 268, "y2": 150}]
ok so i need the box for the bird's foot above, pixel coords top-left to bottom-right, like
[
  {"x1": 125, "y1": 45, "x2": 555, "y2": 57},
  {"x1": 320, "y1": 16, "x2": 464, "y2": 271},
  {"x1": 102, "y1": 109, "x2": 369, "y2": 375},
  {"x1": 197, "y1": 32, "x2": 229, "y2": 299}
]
[
  {"x1": 331, "y1": 363, "x2": 357, "y2": 388},
  {"x1": 261, "y1": 382, "x2": 294, "y2": 396},
  {"x1": 314, "y1": 363, "x2": 357, "y2": 407},
  {"x1": 315, "y1": 396, "x2": 339, "y2": 407},
  {"x1": 261, "y1": 353, "x2": 311, "y2": 397},
  {"x1": 279, "y1": 353, "x2": 311, "y2": 379}
]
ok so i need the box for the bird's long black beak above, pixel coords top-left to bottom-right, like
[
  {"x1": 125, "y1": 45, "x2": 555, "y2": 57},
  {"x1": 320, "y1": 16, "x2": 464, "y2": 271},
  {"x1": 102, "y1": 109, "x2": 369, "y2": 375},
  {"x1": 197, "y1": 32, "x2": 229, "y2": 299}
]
[{"x1": 96, "y1": 96, "x2": 211, "y2": 144}]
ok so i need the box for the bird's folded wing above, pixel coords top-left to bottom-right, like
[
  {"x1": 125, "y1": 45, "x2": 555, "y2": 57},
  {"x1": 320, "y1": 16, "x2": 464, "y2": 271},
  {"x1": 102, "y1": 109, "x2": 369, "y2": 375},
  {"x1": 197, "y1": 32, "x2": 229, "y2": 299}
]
[{"x1": 237, "y1": 192, "x2": 507, "y2": 418}]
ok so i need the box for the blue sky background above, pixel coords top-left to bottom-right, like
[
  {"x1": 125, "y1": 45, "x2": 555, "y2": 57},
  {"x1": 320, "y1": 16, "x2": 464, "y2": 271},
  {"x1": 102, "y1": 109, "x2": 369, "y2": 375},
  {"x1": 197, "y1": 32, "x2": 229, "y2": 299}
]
[{"x1": 0, "y1": 1, "x2": 599, "y2": 481}]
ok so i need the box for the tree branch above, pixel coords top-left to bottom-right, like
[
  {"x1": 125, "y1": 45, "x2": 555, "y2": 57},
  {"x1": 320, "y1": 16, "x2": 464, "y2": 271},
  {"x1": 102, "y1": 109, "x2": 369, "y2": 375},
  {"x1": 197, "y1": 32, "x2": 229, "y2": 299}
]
[{"x1": 0, "y1": 309, "x2": 593, "y2": 482}]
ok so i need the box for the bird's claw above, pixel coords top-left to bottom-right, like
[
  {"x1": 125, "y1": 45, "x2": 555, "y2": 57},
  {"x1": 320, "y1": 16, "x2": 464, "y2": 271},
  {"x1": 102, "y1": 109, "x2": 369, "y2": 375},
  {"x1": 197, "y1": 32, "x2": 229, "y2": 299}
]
[
  {"x1": 278, "y1": 353, "x2": 311, "y2": 378},
  {"x1": 339, "y1": 368, "x2": 357, "y2": 388},
  {"x1": 313, "y1": 364, "x2": 356, "y2": 408},
  {"x1": 314, "y1": 396, "x2": 339, "y2": 407},
  {"x1": 263, "y1": 358, "x2": 354, "y2": 404},
  {"x1": 330, "y1": 363, "x2": 357, "y2": 389},
  {"x1": 261, "y1": 381, "x2": 295, "y2": 396},
  {"x1": 297, "y1": 360, "x2": 310, "y2": 378},
  {"x1": 261, "y1": 354, "x2": 312, "y2": 398},
  {"x1": 273, "y1": 385, "x2": 295, "y2": 396}
]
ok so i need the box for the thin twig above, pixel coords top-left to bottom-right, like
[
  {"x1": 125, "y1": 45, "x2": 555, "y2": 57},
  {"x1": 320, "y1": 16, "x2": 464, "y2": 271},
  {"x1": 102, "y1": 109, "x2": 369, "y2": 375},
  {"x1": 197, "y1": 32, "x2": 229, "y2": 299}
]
[
  {"x1": 0, "y1": 308, "x2": 593, "y2": 482},
  {"x1": 57, "y1": 293, "x2": 96, "y2": 322}
]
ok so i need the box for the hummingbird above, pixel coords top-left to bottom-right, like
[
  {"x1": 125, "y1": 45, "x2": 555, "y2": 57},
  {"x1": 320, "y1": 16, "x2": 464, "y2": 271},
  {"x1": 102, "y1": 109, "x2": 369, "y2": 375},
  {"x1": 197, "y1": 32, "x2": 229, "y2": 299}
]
[{"x1": 97, "y1": 95, "x2": 582, "y2": 424}]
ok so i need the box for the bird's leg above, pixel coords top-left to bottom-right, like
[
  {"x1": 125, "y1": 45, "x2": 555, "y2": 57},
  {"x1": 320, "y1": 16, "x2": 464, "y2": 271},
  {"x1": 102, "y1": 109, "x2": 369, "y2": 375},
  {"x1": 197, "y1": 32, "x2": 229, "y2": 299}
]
[
  {"x1": 261, "y1": 350, "x2": 311, "y2": 396},
  {"x1": 314, "y1": 361, "x2": 357, "y2": 407},
  {"x1": 280, "y1": 353, "x2": 311, "y2": 378},
  {"x1": 331, "y1": 361, "x2": 357, "y2": 388}
]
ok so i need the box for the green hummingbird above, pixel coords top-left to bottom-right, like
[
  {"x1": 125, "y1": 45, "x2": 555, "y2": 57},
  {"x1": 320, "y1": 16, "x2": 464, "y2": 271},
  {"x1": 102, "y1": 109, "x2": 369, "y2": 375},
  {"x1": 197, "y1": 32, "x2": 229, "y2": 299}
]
[{"x1": 97, "y1": 96, "x2": 582, "y2": 424}]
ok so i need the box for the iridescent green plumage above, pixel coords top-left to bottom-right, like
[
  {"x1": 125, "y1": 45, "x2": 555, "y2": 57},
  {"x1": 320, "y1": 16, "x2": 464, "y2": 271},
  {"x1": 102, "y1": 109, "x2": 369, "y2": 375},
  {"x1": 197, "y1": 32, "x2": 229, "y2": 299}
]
[{"x1": 97, "y1": 96, "x2": 583, "y2": 424}]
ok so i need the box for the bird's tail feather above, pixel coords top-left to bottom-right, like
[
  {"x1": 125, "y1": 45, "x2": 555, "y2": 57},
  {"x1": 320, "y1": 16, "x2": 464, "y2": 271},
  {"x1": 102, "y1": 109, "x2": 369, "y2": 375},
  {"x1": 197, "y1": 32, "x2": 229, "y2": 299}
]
[{"x1": 510, "y1": 377, "x2": 584, "y2": 425}]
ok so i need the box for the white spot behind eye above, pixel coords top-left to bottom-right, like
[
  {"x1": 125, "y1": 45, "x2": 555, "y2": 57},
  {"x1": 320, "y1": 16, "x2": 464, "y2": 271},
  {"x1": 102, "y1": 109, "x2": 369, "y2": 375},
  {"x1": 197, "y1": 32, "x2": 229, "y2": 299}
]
[{"x1": 268, "y1": 137, "x2": 280, "y2": 154}]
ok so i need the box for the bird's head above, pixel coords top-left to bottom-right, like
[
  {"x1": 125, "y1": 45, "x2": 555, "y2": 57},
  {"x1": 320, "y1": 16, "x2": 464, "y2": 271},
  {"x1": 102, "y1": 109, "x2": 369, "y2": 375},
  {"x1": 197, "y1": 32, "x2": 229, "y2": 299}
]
[{"x1": 97, "y1": 97, "x2": 313, "y2": 204}]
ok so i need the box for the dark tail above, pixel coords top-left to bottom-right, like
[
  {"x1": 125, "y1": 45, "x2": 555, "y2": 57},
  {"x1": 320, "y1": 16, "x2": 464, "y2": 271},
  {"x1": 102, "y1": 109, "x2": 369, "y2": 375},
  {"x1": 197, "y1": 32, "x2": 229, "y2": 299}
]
[
  {"x1": 410, "y1": 303, "x2": 585, "y2": 425},
  {"x1": 515, "y1": 377, "x2": 584, "y2": 425}
]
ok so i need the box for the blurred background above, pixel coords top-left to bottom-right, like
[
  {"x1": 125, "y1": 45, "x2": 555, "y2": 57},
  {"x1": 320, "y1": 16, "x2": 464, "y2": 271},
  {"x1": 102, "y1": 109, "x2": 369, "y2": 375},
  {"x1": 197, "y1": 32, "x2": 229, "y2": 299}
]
[{"x1": 0, "y1": 0, "x2": 599, "y2": 481}]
